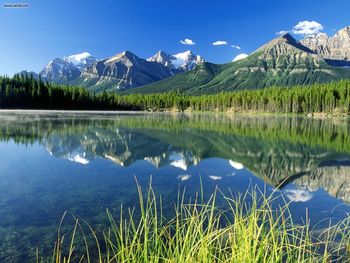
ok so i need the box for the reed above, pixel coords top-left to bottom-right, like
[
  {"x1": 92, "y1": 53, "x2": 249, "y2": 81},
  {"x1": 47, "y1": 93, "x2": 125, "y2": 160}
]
[{"x1": 39, "y1": 181, "x2": 350, "y2": 263}]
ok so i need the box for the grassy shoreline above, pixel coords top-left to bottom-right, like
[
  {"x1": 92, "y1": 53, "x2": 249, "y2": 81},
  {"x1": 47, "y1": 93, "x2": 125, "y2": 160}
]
[{"x1": 38, "y1": 183, "x2": 350, "y2": 263}]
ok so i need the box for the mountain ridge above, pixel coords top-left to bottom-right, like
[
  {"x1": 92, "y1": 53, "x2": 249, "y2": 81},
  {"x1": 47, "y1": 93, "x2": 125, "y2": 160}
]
[
  {"x1": 29, "y1": 50, "x2": 203, "y2": 92},
  {"x1": 19, "y1": 26, "x2": 350, "y2": 94},
  {"x1": 126, "y1": 31, "x2": 350, "y2": 95},
  {"x1": 300, "y1": 26, "x2": 350, "y2": 66}
]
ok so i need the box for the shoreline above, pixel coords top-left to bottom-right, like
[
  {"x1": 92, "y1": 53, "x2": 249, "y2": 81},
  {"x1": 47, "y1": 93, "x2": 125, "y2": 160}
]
[
  {"x1": 0, "y1": 108, "x2": 348, "y2": 119},
  {"x1": 0, "y1": 109, "x2": 150, "y2": 114}
]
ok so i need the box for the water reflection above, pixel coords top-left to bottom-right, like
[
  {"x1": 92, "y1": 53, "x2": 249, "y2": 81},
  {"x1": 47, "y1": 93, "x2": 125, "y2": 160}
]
[
  {"x1": 22, "y1": 113, "x2": 350, "y2": 203},
  {"x1": 0, "y1": 111, "x2": 350, "y2": 262},
  {"x1": 1, "y1": 112, "x2": 350, "y2": 201}
]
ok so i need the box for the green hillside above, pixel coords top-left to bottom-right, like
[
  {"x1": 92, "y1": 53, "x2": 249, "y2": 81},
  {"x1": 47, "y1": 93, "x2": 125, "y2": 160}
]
[
  {"x1": 123, "y1": 34, "x2": 350, "y2": 95},
  {"x1": 121, "y1": 62, "x2": 224, "y2": 94}
]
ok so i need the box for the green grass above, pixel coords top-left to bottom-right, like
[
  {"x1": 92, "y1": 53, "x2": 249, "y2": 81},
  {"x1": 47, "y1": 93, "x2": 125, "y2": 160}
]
[{"x1": 38, "y1": 181, "x2": 350, "y2": 263}]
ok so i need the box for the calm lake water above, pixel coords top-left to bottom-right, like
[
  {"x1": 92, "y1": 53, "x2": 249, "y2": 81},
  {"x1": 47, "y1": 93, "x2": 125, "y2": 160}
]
[{"x1": 1, "y1": 111, "x2": 350, "y2": 262}]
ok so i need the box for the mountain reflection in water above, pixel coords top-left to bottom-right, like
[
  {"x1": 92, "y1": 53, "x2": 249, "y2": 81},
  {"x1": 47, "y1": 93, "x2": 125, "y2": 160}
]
[
  {"x1": 0, "y1": 111, "x2": 350, "y2": 262},
  {"x1": 1, "y1": 112, "x2": 350, "y2": 203}
]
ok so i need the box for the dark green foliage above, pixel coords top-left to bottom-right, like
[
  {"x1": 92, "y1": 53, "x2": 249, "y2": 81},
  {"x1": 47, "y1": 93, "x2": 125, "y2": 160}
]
[
  {"x1": 1, "y1": 74, "x2": 350, "y2": 114},
  {"x1": 120, "y1": 80, "x2": 350, "y2": 114},
  {"x1": 0, "y1": 74, "x2": 140, "y2": 110}
]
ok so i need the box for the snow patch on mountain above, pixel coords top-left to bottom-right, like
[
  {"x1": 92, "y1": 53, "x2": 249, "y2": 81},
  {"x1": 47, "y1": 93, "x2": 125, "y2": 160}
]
[
  {"x1": 64, "y1": 52, "x2": 96, "y2": 69},
  {"x1": 147, "y1": 50, "x2": 204, "y2": 72},
  {"x1": 173, "y1": 50, "x2": 204, "y2": 70}
]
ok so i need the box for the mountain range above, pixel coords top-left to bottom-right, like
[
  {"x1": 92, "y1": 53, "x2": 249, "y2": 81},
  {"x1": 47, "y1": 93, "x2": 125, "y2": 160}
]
[
  {"x1": 128, "y1": 26, "x2": 350, "y2": 94},
  {"x1": 26, "y1": 50, "x2": 204, "y2": 92},
  {"x1": 21, "y1": 26, "x2": 350, "y2": 94}
]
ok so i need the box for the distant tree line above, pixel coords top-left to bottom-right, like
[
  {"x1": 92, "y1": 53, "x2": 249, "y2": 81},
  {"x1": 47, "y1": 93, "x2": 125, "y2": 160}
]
[
  {"x1": 1, "y1": 74, "x2": 350, "y2": 114},
  {"x1": 0, "y1": 74, "x2": 139, "y2": 110}
]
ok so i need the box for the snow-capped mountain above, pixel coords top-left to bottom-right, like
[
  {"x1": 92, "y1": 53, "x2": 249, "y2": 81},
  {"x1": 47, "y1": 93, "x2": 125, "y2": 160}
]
[
  {"x1": 147, "y1": 50, "x2": 179, "y2": 73},
  {"x1": 78, "y1": 51, "x2": 174, "y2": 91},
  {"x1": 40, "y1": 58, "x2": 81, "y2": 83},
  {"x1": 33, "y1": 50, "x2": 205, "y2": 92},
  {"x1": 147, "y1": 50, "x2": 204, "y2": 72},
  {"x1": 172, "y1": 50, "x2": 204, "y2": 71},
  {"x1": 132, "y1": 32, "x2": 350, "y2": 94},
  {"x1": 39, "y1": 52, "x2": 95, "y2": 83},
  {"x1": 64, "y1": 52, "x2": 96, "y2": 70}
]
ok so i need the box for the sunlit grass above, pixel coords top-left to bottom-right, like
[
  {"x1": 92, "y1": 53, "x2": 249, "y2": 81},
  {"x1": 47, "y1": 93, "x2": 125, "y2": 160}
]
[{"x1": 39, "y1": 181, "x2": 350, "y2": 263}]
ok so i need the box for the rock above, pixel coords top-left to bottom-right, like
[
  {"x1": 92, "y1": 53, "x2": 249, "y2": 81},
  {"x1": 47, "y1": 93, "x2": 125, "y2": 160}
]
[{"x1": 301, "y1": 26, "x2": 350, "y2": 65}]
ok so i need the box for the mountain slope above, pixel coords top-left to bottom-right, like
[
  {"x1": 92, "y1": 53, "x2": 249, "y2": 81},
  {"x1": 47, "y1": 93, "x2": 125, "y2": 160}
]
[
  {"x1": 35, "y1": 50, "x2": 204, "y2": 92},
  {"x1": 39, "y1": 52, "x2": 95, "y2": 83},
  {"x1": 122, "y1": 62, "x2": 223, "y2": 94},
  {"x1": 72, "y1": 51, "x2": 174, "y2": 92},
  {"x1": 64, "y1": 52, "x2": 96, "y2": 70},
  {"x1": 40, "y1": 58, "x2": 81, "y2": 83},
  {"x1": 147, "y1": 50, "x2": 204, "y2": 73},
  {"x1": 300, "y1": 26, "x2": 350, "y2": 66},
  {"x1": 127, "y1": 33, "x2": 350, "y2": 95}
]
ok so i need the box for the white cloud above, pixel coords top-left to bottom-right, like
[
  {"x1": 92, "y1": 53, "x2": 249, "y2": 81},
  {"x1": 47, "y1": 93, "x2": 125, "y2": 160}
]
[
  {"x1": 209, "y1": 175, "x2": 222, "y2": 180},
  {"x1": 170, "y1": 159, "x2": 188, "y2": 170},
  {"x1": 292, "y1": 21, "x2": 324, "y2": 36},
  {"x1": 276, "y1": 30, "x2": 289, "y2": 36},
  {"x1": 180, "y1": 38, "x2": 195, "y2": 45},
  {"x1": 231, "y1": 45, "x2": 241, "y2": 50},
  {"x1": 66, "y1": 153, "x2": 89, "y2": 165},
  {"x1": 232, "y1": 53, "x2": 248, "y2": 62},
  {"x1": 177, "y1": 174, "x2": 192, "y2": 181},
  {"x1": 284, "y1": 189, "x2": 313, "y2": 202},
  {"x1": 213, "y1": 40, "x2": 228, "y2": 46},
  {"x1": 229, "y1": 160, "x2": 244, "y2": 169}
]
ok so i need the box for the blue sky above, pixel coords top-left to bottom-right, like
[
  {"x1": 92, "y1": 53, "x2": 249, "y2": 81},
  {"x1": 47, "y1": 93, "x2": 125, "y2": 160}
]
[{"x1": 1, "y1": 0, "x2": 350, "y2": 75}]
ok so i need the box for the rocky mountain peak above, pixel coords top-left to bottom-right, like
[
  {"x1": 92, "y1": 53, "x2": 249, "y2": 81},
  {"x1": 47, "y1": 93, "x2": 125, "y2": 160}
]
[
  {"x1": 64, "y1": 52, "x2": 96, "y2": 70},
  {"x1": 173, "y1": 50, "x2": 204, "y2": 71},
  {"x1": 147, "y1": 50, "x2": 176, "y2": 68},
  {"x1": 175, "y1": 50, "x2": 193, "y2": 58},
  {"x1": 335, "y1": 26, "x2": 350, "y2": 38},
  {"x1": 105, "y1": 50, "x2": 140, "y2": 65},
  {"x1": 79, "y1": 50, "x2": 175, "y2": 91},
  {"x1": 147, "y1": 50, "x2": 204, "y2": 72},
  {"x1": 300, "y1": 26, "x2": 350, "y2": 64},
  {"x1": 277, "y1": 33, "x2": 296, "y2": 43},
  {"x1": 40, "y1": 58, "x2": 81, "y2": 82},
  {"x1": 259, "y1": 33, "x2": 313, "y2": 54},
  {"x1": 153, "y1": 50, "x2": 173, "y2": 59}
]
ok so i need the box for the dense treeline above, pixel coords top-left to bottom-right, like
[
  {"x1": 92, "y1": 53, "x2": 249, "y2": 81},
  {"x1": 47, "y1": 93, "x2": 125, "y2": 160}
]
[
  {"x1": 0, "y1": 74, "x2": 140, "y2": 110},
  {"x1": 1, "y1": 74, "x2": 350, "y2": 114},
  {"x1": 123, "y1": 81, "x2": 350, "y2": 114}
]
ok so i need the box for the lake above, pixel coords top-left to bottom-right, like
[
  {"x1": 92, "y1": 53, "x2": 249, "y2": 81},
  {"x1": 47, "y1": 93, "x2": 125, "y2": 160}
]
[{"x1": 0, "y1": 111, "x2": 350, "y2": 262}]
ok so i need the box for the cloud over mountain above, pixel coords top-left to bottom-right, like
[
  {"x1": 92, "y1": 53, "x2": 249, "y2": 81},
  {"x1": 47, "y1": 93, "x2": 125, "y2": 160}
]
[
  {"x1": 231, "y1": 45, "x2": 241, "y2": 49},
  {"x1": 276, "y1": 30, "x2": 289, "y2": 36},
  {"x1": 232, "y1": 53, "x2": 248, "y2": 61},
  {"x1": 180, "y1": 38, "x2": 195, "y2": 45},
  {"x1": 212, "y1": 40, "x2": 228, "y2": 46},
  {"x1": 292, "y1": 21, "x2": 324, "y2": 36}
]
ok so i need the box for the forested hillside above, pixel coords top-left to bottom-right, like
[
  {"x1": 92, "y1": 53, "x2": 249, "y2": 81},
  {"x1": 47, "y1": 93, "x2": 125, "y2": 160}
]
[
  {"x1": 0, "y1": 74, "x2": 138, "y2": 110},
  {"x1": 1, "y1": 74, "x2": 350, "y2": 114},
  {"x1": 126, "y1": 34, "x2": 350, "y2": 95}
]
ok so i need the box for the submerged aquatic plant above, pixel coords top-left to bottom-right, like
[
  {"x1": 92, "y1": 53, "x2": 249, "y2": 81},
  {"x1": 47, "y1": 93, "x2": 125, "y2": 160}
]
[{"x1": 39, "y1": 180, "x2": 350, "y2": 263}]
